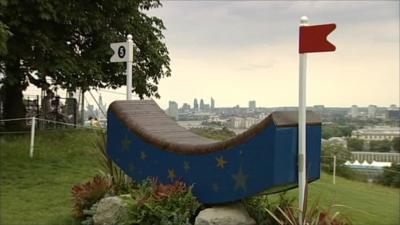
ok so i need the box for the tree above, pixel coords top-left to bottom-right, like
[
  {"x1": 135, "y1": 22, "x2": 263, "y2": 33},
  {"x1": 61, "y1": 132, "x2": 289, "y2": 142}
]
[
  {"x1": 321, "y1": 142, "x2": 356, "y2": 179},
  {"x1": 0, "y1": 0, "x2": 170, "y2": 130},
  {"x1": 369, "y1": 140, "x2": 392, "y2": 152},
  {"x1": 0, "y1": 0, "x2": 9, "y2": 55},
  {"x1": 347, "y1": 138, "x2": 364, "y2": 151},
  {"x1": 392, "y1": 137, "x2": 400, "y2": 153}
]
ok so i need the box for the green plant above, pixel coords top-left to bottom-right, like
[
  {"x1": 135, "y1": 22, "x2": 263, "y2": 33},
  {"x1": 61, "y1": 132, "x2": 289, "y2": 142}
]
[
  {"x1": 264, "y1": 196, "x2": 352, "y2": 225},
  {"x1": 71, "y1": 175, "x2": 110, "y2": 218},
  {"x1": 377, "y1": 164, "x2": 400, "y2": 188},
  {"x1": 95, "y1": 131, "x2": 132, "y2": 194},
  {"x1": 122, "y1": 178, "x2": 201, "y2": 225},
  {"x1": 244, "y1": 194, "x2": 277, "y2": 225}
]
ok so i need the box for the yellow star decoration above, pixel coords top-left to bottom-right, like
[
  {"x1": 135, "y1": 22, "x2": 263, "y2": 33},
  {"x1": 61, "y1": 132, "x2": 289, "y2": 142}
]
[
  {"x1": 183, "y1": 161, "x2": 190, "y2": 172},
  {"x1": 167, "y1": 169, "x2": 176, "y2": 182},
  {"x1": 121, "y1": 135, "x2": 131, "y2": 152},
  {"x1": 140, "y1": 151, "x2": 147, "y2": 160},
  {"x1": 128, "y1": 163, "x2": 135, "y2": 173},
  {"x1": 216, "y1": 156, "x2": 227, "y2": 168},
  {"x1": 212, "y1": 183, "x2": 219, "y2": 193},
  {"x1": 232, "y1": 166, "x2": 248, "y2": 191}
]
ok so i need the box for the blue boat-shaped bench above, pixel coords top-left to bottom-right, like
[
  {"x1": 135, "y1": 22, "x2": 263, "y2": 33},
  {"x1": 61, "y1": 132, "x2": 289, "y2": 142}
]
[{"x1": 107, "y1": 100, "x2": 321, "y2": 204}]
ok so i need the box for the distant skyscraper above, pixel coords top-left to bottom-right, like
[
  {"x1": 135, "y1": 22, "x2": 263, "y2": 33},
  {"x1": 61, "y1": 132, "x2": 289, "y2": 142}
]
[
  {"x1": 98, "y1": 94, "x2": 107, "y2": 120},
  {"x1": 211, "y1": 97, "x2": 215, "y2": 111},
  {"x1": 193, "y1": 99, "x2": 198, "y2": 111},
  {"x1": 368, "y1": 105, "x2": 377, "y2": 118},
  {"x1": 200, "y1": 99, "x2": 205, "y2": 111},
  {"x1": 181, "y1": 103, "x2": 191, "y2": 113},
  {"x1": 249, "y1": 100, "x2": 256, "y2": 110},
  {"x1": 351, "y1": 105, "x2": 359, "y2": 118},
  {"x1": 167, "y1": 101, "x2": 179, "y2": 120}
]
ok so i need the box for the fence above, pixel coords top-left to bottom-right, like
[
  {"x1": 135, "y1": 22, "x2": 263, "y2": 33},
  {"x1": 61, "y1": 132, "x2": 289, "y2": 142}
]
[
  {"x1": 0, "y1": 117, "x2": 104, "y2": 158},
  {"x1": 0, "y1": 94, "x2": 78, "y2": 131}
]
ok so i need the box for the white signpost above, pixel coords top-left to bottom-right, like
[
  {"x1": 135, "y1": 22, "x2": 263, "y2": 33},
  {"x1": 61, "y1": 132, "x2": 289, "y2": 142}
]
[
  {"x1": 110, "y1": 34, "x2": 134, "y2": 100},
  {"x1": 297, "y1": 16, "x2": 336, "y2": 225}
]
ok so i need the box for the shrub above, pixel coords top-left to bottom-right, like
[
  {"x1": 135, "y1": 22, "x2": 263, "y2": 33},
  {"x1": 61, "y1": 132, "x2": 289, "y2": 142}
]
[
  {"x1": 377, "y1": 164, "x2": 400, "y2": 188},
  {"x1": 245, "y1": 193, "x2": 352, "y2": 225},
  {"x1": 95, "y1": 131, "x2": 132, "y2": 195},
  {"x1": 71, "y1": 175, "x2": 110, "y2": 218},
  {"x1": 122, "y1": 178, "x2": 201, "y2": 225},
  {"x1": 244, "y1": 193, "x2": 293, "y2": 225},
  {"x1": 265, "y1": 195, "x2": 352, "y2": 225}
]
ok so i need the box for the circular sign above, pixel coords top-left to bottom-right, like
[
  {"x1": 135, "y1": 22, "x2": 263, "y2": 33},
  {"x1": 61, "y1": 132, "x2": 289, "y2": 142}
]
[{"x1": 118, "y1": 46, "x2": 126, "y2": 58}]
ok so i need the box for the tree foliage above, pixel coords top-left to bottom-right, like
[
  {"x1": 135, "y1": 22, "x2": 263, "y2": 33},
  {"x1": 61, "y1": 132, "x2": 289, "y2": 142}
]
[
  {"x1": 321, "y1": 142, "x2": 356, "y2": 179},
  {"x1": 0, "y1": 0, "x2": 170, "y2": 129},
  {"x1": 322, "y1": 125, "x2": 354, "y2": 139},
  {"x1": 377, "y1": 164, "x2": 400, "y2": 188},
  {"x1": 391, "y1": 137, "x2": 400, "y2": 153},
  {"x1": 347, "y1": 138, "x2": 364, "y2": 152},
  {"x1": 369, "y1": 139, "x2": 392, "y2": 152}
]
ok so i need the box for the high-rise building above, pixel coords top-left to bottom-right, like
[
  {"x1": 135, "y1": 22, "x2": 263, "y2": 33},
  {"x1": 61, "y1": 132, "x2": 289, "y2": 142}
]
[
  {"x1": 167, "y1": 101, "x2": 179, "y2": 120},
  {"x1": 193, "y1": 99, "x2": 198, "y2": 111},
  {"x1": 368, "y1": 105, "x2": 377, "y2": 118},
  {"x1": 211, "y1": 97, "x2": 215, "y2": 111},
  {"x1": 200, "y1": 99, "x2": 205, "y2": 111},
  {"x1": 181, "y1": 103, "x2": 191, "y2": 113},
  {"x1": 249, "y1": 100, "x2": 256, "y2": 110},
  {"x1": 97, "y1": 94, "x2": 107, "y2": 121},
  {"x1": 351, "y1": 105, "x2": 359, "y2": 118}
]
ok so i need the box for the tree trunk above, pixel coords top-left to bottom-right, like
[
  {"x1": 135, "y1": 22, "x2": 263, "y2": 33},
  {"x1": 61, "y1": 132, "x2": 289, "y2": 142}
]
[{"x1": 1, "y1": 59, "x2": 26, "y2": 131}]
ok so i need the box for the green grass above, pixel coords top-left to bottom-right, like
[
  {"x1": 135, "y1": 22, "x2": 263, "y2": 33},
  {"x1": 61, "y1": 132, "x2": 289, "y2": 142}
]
[
  {"x1": 1, "y1": 130, "x2": 399, "y2": 225},
  {"x1": 281, "y1": 173, "x2": 400, "y2": 225},
  {"x1": 0, "y1": 129, "x2": 101, "y2": 225}
]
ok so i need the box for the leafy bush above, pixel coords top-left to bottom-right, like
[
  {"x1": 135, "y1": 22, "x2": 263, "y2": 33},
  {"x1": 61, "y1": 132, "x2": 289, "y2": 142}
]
[
  {"x1": 377, "y1": 164, "x2": 400, "y2": 188},
  {"x1": 244, "y1": 193, "x2": 292, "y2": 225},
  {"x1": 245, "y1": 192, "x2": 352, "y2": 225},
  {"x1": 71, "y1": 175, "x2": 110, "y2": 218},
  {"x1": 122, "y1": 178, "x2": 201, "y2": 225}
]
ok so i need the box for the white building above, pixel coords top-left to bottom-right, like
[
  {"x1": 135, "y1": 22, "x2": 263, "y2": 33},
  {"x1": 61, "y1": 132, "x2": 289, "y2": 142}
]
[
  {"x1": 351, "y1": 105, "x2": 359, "y2": 118},
  {"x1": 368, "y1": 105, "x2": 377, "y2": 119},
  {"x1": 167, "y1": 101, "x2": 179, "y2": 120},
  {"x1": 351, "y1": 126, "x2": 400, "y2": 141},
  {"x1": 227, "y1": 116, "x2": 258, "y2": 129}
]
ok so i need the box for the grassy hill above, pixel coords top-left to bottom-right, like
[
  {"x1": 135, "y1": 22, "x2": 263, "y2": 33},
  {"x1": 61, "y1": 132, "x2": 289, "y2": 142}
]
[{"x1": 0, "y1": 130, "x2": 399, "y2": 225}]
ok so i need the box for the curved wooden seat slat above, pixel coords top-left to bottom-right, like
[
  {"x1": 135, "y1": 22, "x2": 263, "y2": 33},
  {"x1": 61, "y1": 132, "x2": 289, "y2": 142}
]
[{"x1": 109, "y1": 100, "x2": 321, "y2": 155}]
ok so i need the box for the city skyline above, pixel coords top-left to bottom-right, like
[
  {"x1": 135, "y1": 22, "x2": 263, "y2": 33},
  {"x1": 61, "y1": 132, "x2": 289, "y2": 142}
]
[
  {"x1": 23, "y1": 1, "x2": 399, "y2": 110},
  {"x1": 148, "y1": 1, "x2": 399, "y2": 109}
]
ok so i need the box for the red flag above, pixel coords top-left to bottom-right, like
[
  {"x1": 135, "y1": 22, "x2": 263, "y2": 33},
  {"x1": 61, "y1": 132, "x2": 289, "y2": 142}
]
[{"x1": 299, "y1": 24, "x2": 336, "y2": 53}]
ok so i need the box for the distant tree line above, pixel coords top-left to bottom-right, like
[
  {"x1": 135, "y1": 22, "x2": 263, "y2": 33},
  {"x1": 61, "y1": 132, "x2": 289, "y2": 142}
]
[
  {"x1": 346, "y1": 137, "x2": 399, "y2": 153},
  {"x1": 190, "y1": 127, "x2": 236, "y2": 141}
]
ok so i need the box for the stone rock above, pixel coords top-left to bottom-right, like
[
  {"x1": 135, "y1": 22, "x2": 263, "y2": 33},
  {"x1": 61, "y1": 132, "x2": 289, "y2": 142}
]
[
  {"x1": 195, "y1": 203, "x2": 256, "y2": 225},
  {"x1": 93, "y1": 195, "x2": 130, "y2": 225}
]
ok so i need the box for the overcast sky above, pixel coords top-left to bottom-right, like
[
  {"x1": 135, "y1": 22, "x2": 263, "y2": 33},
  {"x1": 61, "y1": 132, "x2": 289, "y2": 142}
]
[{"x1": 26, "y1": 1, "x2": 400, "y2": 109}]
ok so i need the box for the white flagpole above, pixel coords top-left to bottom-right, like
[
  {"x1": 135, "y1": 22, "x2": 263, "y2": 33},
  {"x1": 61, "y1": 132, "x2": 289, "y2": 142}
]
[
  {"x1": 298, "y1": 15, "x2": 308, "y2": 225},
  {"x1": 126, "y1": 34, "x2": 133, "y2": 100}
]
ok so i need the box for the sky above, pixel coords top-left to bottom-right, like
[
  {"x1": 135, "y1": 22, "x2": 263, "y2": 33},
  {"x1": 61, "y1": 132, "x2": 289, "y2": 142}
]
[{"x1": 24, "y1": 1, "x2": 400, "y2": 109}]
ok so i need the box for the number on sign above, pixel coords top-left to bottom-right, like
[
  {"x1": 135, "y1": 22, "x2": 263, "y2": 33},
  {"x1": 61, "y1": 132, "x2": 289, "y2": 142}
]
[{"x1": 118, "y1": 46, "x2": 126, "y2": 58}]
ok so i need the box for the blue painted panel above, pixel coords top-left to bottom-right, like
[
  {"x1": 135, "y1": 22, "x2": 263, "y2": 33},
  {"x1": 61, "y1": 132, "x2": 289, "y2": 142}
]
[{"x1": 107, "y1": 111, "x2": 321, "y2": 204}]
